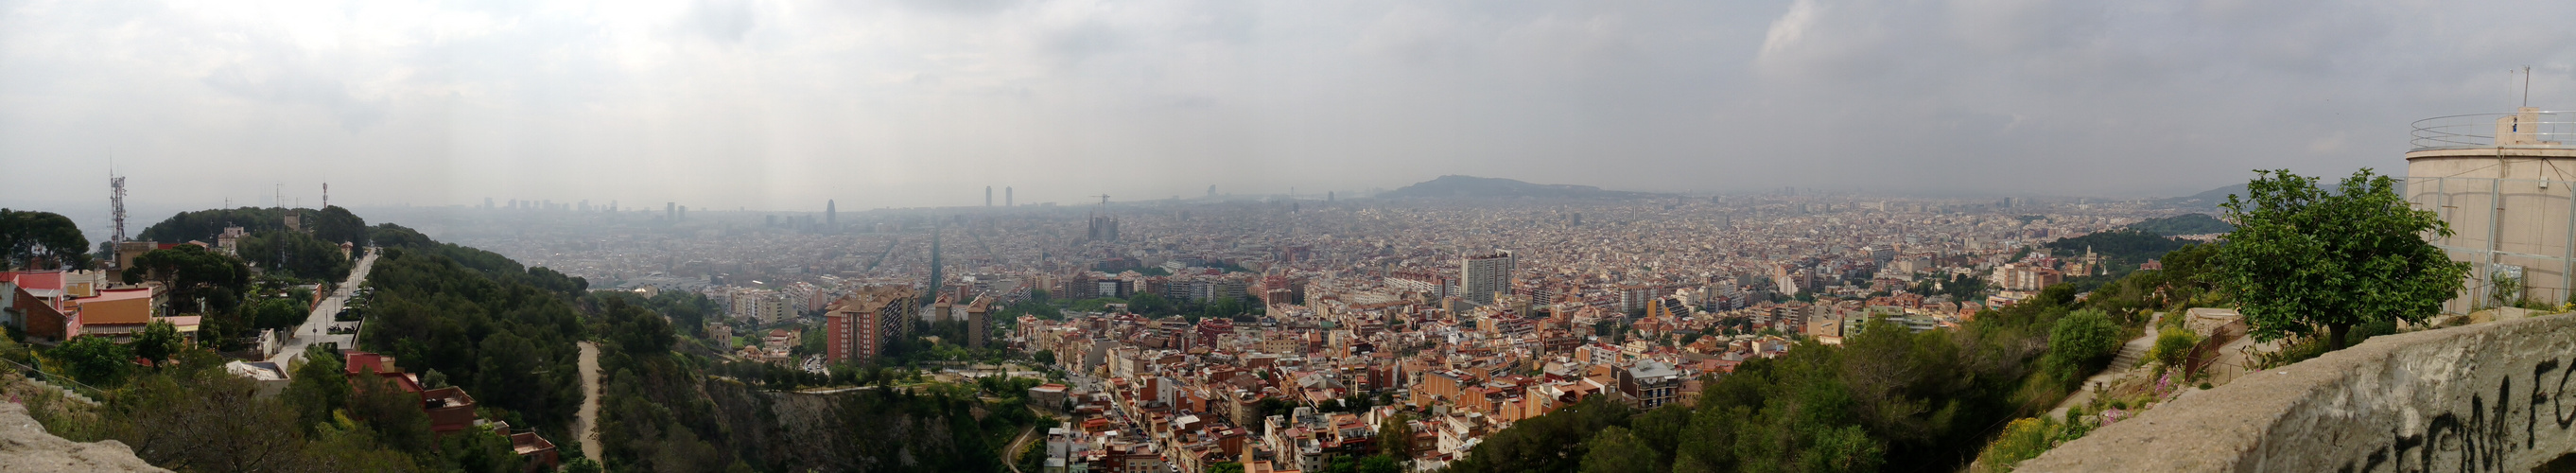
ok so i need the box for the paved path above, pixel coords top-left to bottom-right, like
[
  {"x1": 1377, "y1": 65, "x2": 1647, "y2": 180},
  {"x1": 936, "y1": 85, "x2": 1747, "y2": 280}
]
[
  {"x1": 575, "y1": 342, "x2": 602, "y2": 464},
  {"x1": 2047, "y1": 313, "x2": 2164, "y2": 419},
  {"x1": 1002, "y1": 424, "x2": 1038, "y2": 473},
  {"x1": 270, "y1": 249, "x2": 378, "y2": 366}
]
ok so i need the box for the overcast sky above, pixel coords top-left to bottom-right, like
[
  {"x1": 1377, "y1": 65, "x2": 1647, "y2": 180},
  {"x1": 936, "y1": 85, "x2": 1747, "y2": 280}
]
[{"x1": 5, "y1": 0, "x2": 2575, "y2": 217}]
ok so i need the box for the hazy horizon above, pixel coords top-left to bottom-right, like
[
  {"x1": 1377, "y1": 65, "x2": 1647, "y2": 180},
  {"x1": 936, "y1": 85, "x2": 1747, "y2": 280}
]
[{"x1": 8, "y1": 0, "x2": 2576, "y2": 216}]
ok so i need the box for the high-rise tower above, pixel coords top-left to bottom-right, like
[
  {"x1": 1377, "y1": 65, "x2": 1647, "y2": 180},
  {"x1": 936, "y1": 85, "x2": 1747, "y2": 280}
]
[
  {"x1": 986, "y1": 186, "x2": 994, "y2": 207},
  {"x1": 1462, "y1": 251, "x2": 1515, "y2": 306},
  {"x1": 827, "y1": 200, "x2": 836, "y2": 226}
]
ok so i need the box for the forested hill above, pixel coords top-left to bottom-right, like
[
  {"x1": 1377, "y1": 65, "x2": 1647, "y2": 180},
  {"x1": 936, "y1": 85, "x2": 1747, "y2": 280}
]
[
  {"x1": 131, "y1": 206, "x2": 373, "y2": 282},
  {"x1": 2125, "y1": 213, "x2": 2234, "y2": 236},
  {"x1": 138, "y1": 206, "x2": 369, "y2": 246},
  {"x1": 2043, "y1": 229, "x2": 2195, "y2": 266},
  {"x1": 368, "y1": 221, "x2": 1040, "y2": 472},
  {"x1": 360, "y1": 222, "x2": 591, "y2": 440}
]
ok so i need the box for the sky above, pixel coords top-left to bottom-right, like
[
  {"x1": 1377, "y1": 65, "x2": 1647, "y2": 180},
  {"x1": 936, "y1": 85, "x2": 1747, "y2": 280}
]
[{"x1": 4, "y1": 0, "x2": 2576, "y2": 218}]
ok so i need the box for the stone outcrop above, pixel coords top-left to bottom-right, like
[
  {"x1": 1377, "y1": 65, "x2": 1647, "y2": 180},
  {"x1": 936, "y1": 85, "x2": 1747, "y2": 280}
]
[
  {"x1": 0, "y1": 402, "x2": 168, "y2": 472},
  {"x1": 2022, "y1": 312, "x2": 2576, "y2": 472}
]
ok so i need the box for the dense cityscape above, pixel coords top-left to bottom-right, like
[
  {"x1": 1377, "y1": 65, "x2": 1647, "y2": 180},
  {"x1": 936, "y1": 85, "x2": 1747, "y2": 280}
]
[
  {"x1": 8, "y1": 1, "x2": 2575, "y2": 472},
  {"x1": 304, "y1": 176, "x2": 2229, "y2": 472}
]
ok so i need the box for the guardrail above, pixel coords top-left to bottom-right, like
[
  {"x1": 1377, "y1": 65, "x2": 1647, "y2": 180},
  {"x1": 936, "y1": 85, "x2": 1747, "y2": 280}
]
[
  {"x1": 2411, "y1": 110, "x2": 2576, "y2": 150},
  {"x1": 0, "y1": 357, "x2": 107, "y2": 403}
]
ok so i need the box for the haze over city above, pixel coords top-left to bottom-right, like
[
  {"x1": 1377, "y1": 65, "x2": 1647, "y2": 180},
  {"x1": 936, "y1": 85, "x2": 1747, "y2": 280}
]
[
  {"x1": 6, "y1": 0, "x2": 2576, "y2": 218},
  {"x1": 13, "y1": 1, "x2": 2576, "y2": 473}
]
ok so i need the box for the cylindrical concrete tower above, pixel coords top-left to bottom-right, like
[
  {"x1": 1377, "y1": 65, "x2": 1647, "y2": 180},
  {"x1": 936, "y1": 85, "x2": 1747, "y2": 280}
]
[{"x1": 2407, "y1": 108, "x2": 2576, "y2": 313}]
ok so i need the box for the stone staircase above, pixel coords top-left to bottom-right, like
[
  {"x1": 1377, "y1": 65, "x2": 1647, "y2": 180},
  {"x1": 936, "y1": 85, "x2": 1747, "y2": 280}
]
[
  {"x1": 24, "y1": 377, "x2": 98, "y2": 406},
  {"x1": 2105, "y1": 343, "x2": 2147, "y2": 373}
]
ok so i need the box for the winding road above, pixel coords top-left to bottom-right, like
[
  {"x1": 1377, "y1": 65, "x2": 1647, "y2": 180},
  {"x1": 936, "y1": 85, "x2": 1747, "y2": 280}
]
[
  {"x1": 575, "y1": 342, "x2": 602, "y2": 464},
  {"x1": 268, "y1": 249, "x2": 378, "y2": 366}
]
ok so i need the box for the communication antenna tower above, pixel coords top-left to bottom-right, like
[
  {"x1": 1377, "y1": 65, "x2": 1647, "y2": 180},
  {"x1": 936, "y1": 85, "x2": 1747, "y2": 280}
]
[
  {"x1": 110, "y1": 166, "x2": 127, "y2": 245},
  {"x1": 322, "y1": 183, "x2": 329, "y2": 208}
]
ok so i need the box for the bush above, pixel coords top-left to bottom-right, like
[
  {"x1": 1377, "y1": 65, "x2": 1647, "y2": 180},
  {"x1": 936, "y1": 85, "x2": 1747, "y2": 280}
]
[
  {"x1": 1975, "y1": 417, "x2": 2059, "y2": 472},
  {"x1": 2045, "y1": 309, "x2": 2125, "y2": 389},
  {"x1": 2149, "y1": 326, "x2": 2202, "y2": 373}
]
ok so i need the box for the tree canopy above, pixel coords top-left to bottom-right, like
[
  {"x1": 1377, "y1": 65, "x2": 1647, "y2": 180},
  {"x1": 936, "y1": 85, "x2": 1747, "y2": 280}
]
[
  {"x1": 0, "y1": 208, "x2": 89, "y2": 270},
  {"x1": 124, "y1": 244, "x2": 250, "y2": 315},
  {"x1": 238, "y1": 229, "x2": 354, "y2": 282},
  {"x1": 2125, "y1": 213, "x2": 2236, "y2": 236},
  {"x1": 2214, "y1": 168, "x2": 2467, "y2": 347},
  {"x1": 137, "y1": 205, "x2": 369, "y2": 246}
]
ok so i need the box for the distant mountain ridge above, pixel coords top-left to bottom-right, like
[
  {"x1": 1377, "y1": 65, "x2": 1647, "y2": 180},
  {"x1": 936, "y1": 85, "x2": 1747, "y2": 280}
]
[
  {"x1": 2155, "y1": 184, "x2": 2249, "y2": 208},
  {"x1": 1380, "y1": 175, "x2": 1663, "y2": 200}
]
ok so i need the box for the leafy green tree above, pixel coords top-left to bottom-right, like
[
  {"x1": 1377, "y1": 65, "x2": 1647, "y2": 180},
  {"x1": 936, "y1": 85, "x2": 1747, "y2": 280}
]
[
  {"x1": 2044, "y1": 309, "x2": 2122, "y2": 389},
  {"x1": 52, "y1": 335, "x2": 131, "y2": 386},
  {"x1": 283, "y1": 345, "x2": 353, "y2": 432},
  {"x1": 435, "y1": 428, "x2": 524, "y2": 473},
  {"x1": 1128, "y1": 292, "x2": 1175, "y2": 315},
  {"x1": 133, "y1": 320, "x2": 185, "y2": 366},
  {"x1": 2149, "y1": 326, "x2": 2202, "y2": 372},
  {"x1": 369, "y1": 222, "x2": 434, "y2": 249},
  {"x1": 308, "y1": 205, "x2": 371, "y2": 248},
  {"x1": 1378, "y1": 412, "x2": 1414, "y2": 459},
  {"x1": 347, "y1": 365, "x2": 436, "y2": 455},
  {"x1": 560, "y1": 458, "x2": 604, "y2": 473},
  {"x1": 1579, "y1": 427, "x2": 1662, "y2": 473},
  {"x1": 125, "y1": 244, "x2": 250, "y2": 314},
  {"x1": 246, "y1": 297, "x2": 308, "y2": 332},
  {"x1": 238, "y1": 230, "x2": 354, "y2": 281},
  {"x1": 105, "y1": 365, "x2": 307, "y2": 473},
  {"x1": 1974, "y1": 417, "x2": 2059, "y2": 471},
  {"x1": 2215, "y1": 169, "x2": 2469, "y2": 348},
  {"x1": 1801, "y1": 425, "x2": 1886, "y2": 473},
  {"x1": 0, "y1": 209, "x2": 90, "y2": 270}
]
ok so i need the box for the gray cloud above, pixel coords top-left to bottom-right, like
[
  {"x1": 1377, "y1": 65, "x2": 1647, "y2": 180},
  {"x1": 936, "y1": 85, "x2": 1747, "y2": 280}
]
[{"x1": 4, "y1": 0, "x2": 2576, "y2": 222}]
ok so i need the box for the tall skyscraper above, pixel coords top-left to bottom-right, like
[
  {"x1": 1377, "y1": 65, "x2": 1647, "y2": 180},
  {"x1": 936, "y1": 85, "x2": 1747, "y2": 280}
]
[
  {"x1": 986, "y1": 186, "x2": 994, "y2": 206},
  {"x1": 667, "y1": 202, "x2": 675, "y2": 220},
  {"x1": 1005, "y1": 187, "x2": 1013, "y2": 206},
  {"x1": 1462, "y1": 251, "x2": 1515, "y2": 306},
  {"x1": 827, "y1": 200, "x2": 836, "y2": 226}
]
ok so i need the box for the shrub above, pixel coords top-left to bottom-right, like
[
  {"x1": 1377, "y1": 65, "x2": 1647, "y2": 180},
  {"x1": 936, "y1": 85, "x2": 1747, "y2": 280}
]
[
  {"x1": 1975, "y1": 417, "x2": 2060, "y2": 472},
  {"x1": 2149, "y1": 326, "x2": 2202, "y2": 373}
]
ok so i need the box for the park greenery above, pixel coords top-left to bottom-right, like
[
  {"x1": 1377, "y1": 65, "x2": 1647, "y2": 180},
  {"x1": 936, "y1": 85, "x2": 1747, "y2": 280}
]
[
  {"x1": 2042, "y1": 228, "x2": 2193, "y2": 272},
  {"x1": 136, "y1": 205, "x2": 371, "y2": 249},
  {"x1": 17, "y1": 336, "x2": 529, "y2": 472},
  {"x1": 359, "y1": 222, "x2": 587, "y2": 438},
  {"x1": 2123, "y1": 213, "x2": 2235, "y2": 236},
  {"x1": 2214, "y1": 168, "x2": 2467, "y2": 348},
  {"x1": 0, "y1": 208, "x2": 91, "y2": 270}
]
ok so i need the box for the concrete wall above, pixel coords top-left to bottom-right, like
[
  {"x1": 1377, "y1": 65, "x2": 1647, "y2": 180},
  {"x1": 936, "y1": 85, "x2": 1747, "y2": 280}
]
[{"x1": 2022, "y1": 312, "x2": 2576, "y2": 472}]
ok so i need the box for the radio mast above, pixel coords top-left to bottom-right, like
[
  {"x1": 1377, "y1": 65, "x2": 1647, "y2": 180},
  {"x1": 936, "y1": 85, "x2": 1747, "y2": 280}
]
[{"x1": 109, "y1": 166, "x2": 127, "y2": 245}]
